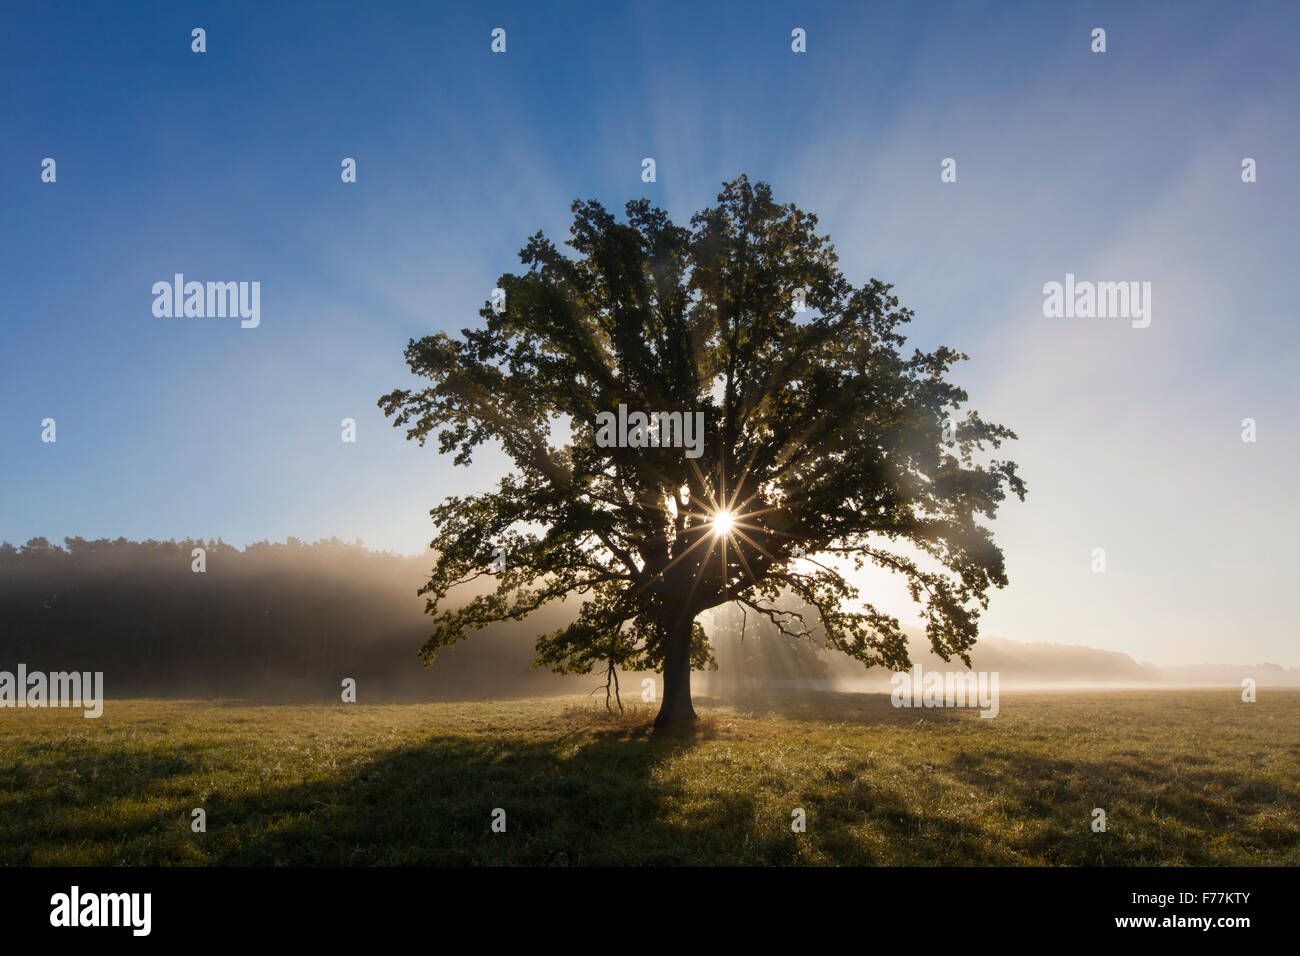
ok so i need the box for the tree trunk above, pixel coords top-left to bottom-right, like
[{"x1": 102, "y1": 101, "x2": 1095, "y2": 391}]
[{"x1": 654, "y1": 613, "x2": 697, "y2": 732}]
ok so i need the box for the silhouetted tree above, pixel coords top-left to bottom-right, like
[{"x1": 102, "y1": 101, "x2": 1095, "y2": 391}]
[{"x1": 380, "y1": 176, "x2": 1025, "y2": 731}]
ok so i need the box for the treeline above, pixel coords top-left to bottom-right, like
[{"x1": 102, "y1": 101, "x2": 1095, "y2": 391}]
[
  {"x1": 0, "y1": 536, "x2": 861, "y2": 702},
  {"x1": 0, "y1": 536, "x2": 592, "y2": 701}
]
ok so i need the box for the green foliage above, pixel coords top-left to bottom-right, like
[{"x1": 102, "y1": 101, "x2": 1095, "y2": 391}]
[{"x1": 380, "y1": 176, "x2": 1025, "y2": 680}]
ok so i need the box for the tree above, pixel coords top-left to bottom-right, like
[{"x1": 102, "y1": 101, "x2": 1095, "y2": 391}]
[{"x1": 379, "y1": 175, "x2": 1026, "y2": 732}]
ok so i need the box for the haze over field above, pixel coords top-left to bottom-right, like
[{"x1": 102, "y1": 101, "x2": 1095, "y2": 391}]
[{"x1": 3, "y1": 538, "x2": 1293, "y2": 702}]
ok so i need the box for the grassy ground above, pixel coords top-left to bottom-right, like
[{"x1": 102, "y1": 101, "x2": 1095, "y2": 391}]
[{"x1": 1, "y1": 689, "x2": 1296, "y2": 865}]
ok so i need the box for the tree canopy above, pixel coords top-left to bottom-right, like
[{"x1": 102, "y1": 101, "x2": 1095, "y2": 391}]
[{"x1": 380, "y1": 175, "x2": 1025, "y2": 729}]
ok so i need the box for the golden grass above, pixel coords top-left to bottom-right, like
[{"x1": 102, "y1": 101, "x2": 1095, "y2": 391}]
[{"x1": 1, "y1": 689, "x2": 1296, "y2": 865}]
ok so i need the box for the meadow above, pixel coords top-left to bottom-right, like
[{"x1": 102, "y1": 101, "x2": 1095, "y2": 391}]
[{"x1": 1, "y1": 689, "x2": 1296, "y2": 866}]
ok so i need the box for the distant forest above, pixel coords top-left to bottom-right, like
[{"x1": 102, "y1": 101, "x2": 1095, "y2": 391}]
[
  {"x1": 0, "y1": 536, "x2": 598, "y2": 701},
  {"x1": 6, "y1": 536, "x2": 1219, "y2": 701},
  {"x1": 0, "y1": 536, "x2": 846, "y2": 702}
]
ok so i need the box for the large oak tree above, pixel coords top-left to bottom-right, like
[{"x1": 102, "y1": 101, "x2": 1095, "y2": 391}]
[{"x1": 380, "y1": 176, "x2": 1025, "y2": 731}]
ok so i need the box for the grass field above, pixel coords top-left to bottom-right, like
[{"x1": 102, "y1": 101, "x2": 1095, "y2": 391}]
[{"x1": 2, "y1": 689, "x2": 1297, "y2": 865}]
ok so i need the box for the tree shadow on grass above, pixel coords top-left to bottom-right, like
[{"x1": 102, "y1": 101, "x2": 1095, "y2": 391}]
[
  {"x1": 0, "y1": 742, "x2": 211, "y2": 859},
  {"x1": 933, "y1": 749, "x2": 1300, "y2": 864},
  {"x1": 203, "y1": 729, "x2": 752, "y2": 865}
]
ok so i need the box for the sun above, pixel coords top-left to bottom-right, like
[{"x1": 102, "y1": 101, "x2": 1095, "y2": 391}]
[{"x1": 711, "y1": 510, "x2": 736, "y2": 537}]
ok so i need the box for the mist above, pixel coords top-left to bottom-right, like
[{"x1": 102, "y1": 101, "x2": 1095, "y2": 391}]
[
  {"x1": 3, "y1": 537, "x2": 1293, "y2": 704},
  {"x1": 0, "y1": 536, "x2": 593, "y2": 702}
]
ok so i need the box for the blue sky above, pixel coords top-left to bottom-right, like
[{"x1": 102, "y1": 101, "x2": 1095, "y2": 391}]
[{"x1": 3, "y1": 1, "x2": 1297, "y2": 666}]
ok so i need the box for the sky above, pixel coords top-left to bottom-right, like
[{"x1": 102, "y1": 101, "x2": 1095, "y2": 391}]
[{"x1": 2, "y1": 1, "x2": 1297, "y2": 667}]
